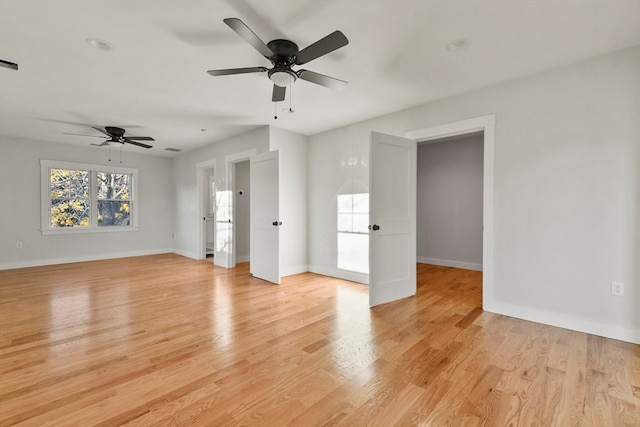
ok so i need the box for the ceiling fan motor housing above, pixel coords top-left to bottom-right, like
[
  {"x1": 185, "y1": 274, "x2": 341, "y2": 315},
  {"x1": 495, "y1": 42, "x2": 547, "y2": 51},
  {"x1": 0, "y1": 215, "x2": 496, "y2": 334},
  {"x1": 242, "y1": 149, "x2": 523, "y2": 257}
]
[
  {"x1": 105, "y1": 126, "x2": 125, "y2": 137},
  {"x1": 266, "y1": 39, "x2": 299, "y2": 62},
  {"x1": 105, "y1": 126, "x2": 126, "y2": 143},
  {"x1": 267, "y1": 39, "x2": 299, "y2": 87}
]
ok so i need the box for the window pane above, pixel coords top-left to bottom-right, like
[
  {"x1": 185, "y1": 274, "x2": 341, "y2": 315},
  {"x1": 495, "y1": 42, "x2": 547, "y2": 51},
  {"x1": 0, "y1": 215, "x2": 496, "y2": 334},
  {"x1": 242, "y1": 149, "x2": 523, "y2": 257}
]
[
  {"x1": 97, "y1": 172, "x2": 130, "y2": 200},
  {"x1": 352, "y1": 213, "x2": 369, "y2": 233},
  {"x1": 337, "y1": 194, "x2": 353, "y2": 213},
  {"x1": 50, "y1": 168, "x2": 67, "y2": 185},
  {"x1": 337, "y1": 232, "x2": 369, "y2": 274},
  {"x1": 216, "y1": 190, "x2": 233, "y2": 222},
  {"x1": 352, "y1": 193, "x2": 369, "y2": 213},
  {"x1": 98, "y1": 200, "x2": 130, "y2": 226},
  {"x1": 217, "y1": 206, "x2": 232, "y2": 222},
  {"x1": 69, "y1": 171, "x2": 89, "y2": 198},
  {"x1": 50, "y1": 198, "x2": 90, "y2": 228},
  {"x1": 50, "y1": 168, "x2": 68, "y2": 198},
  {"x1": 337, "y1": 213, "x2": 353, "y2": 232},
  {"x1": 50, "y1": 168, "x2": 89, "y2": 198}
]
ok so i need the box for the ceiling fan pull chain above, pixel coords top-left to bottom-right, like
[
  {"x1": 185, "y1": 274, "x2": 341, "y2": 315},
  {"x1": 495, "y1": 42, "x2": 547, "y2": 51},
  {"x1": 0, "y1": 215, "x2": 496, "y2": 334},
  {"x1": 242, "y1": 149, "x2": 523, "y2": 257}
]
[
  {"x1": 108, "y1": 144, "x2": 111, "y2": 162},
  {"x1": 274, "y1": 101, "x2": 278, "y2": 120},
  {"x1": 289, "y1": 80, "x2": 293, "y2": 113},
  {"x1": 119, "y1": 145, "x2": 123, "y2": 164}
]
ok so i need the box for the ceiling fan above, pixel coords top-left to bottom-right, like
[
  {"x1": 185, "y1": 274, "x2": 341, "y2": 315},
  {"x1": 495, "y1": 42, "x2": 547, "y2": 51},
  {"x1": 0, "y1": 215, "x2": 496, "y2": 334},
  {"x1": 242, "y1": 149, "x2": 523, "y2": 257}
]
[
  {"x1": 207, "y1": 18, "x2": 349, "y2": 102},
  {"x1": 65, "y1": 126, "x2": 154, "y2": 149}
]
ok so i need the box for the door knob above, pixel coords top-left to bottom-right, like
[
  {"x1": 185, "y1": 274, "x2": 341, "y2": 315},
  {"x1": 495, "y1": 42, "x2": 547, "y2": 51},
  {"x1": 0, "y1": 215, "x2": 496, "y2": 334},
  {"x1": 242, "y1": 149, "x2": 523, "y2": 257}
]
[{"x1": 372, "y1": 224, "x2": 380, "y2": 231}]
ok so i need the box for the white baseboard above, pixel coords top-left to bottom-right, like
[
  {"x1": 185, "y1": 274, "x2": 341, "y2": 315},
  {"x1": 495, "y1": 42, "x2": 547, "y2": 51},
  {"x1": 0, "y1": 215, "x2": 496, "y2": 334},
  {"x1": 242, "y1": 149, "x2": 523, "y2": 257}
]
[
  {"x1": 417, "y1": 257, "x2": 482, "y2": 271},
  {"x1": 485, "y1": 300, "x2": 640, "y2": 345},
  {"x1": 281, "y1": 265, "x2": 309, "y2": 277},
  {"x1": 173, "y1": 249, "x2": 199, "y2": 260},
  {"x1": 308, "y1": 265, "x2": 369, "y2": 285},
  {"x1": 0, "y1": 248, "x2": 175, "y2": 271}
]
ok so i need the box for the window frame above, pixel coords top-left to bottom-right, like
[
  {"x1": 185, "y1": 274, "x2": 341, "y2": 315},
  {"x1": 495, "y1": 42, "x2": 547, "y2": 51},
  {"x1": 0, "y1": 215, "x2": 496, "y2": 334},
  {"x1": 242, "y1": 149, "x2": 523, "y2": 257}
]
[{"x1": 40, "y1": 160, "x2": 139, "y2": 235}]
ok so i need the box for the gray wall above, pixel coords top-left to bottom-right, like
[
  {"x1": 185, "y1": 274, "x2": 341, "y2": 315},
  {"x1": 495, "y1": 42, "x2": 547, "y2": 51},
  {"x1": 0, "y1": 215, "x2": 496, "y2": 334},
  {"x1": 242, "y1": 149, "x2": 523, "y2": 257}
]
[
  {"x1": 417, "y1": 134, "x2": 483, "y2": 270},
  {"x1": 0, "y1": 136, "x2": 174, "y2": 269},
  {"x1": 234, "y1": 160, "x2": 250, "y2": 262}
]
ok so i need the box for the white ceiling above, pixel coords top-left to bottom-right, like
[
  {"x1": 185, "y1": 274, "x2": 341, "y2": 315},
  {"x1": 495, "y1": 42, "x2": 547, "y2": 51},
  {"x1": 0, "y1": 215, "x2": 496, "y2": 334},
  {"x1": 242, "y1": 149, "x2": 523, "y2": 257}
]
[{"x1": 1, "y1": 0, "x2": 639, "y2": 156}]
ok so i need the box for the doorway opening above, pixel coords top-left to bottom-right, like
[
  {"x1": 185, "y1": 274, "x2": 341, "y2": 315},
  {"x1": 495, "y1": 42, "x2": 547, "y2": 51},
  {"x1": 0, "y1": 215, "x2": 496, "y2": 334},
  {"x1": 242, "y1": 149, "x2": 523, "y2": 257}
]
[
  {"x1": 205, "y1": 172, "x2": 216, "y2": 258},
  {"x1": 196, "y1": 159, "x2": 216, "y2": 261},
  {"x1": 417, "y1": 131, "x2": 484, "y2": 271},
  {"x1": 219, "y1": 150, "x2": 256, "y2": 269},
  {"x1": 233, "y1": 160, "x2": 250, "y2": 264},
  {"x1": 405, "y1": 114, "x2": 495, "y2": 311}
]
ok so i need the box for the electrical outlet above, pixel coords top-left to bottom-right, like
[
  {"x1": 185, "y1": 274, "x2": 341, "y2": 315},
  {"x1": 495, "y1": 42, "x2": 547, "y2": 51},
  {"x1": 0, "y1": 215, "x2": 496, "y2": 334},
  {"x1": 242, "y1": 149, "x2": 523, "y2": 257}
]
[
  {"x1": 611, "y1": 281, "x2": 624, "y2": 296},
  {"x1": 16, "y1": 241, "x2": 22, "y2": 249}
]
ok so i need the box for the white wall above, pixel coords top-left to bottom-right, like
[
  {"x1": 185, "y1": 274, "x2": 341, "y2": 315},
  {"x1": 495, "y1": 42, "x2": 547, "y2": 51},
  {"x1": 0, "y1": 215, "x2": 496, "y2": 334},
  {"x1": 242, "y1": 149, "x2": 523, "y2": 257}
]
[
  {"x1": 0, "y1": 136, "x2": 174, "y2": 269},
  {"x1": 308, "y1": 46, "x2": 640, "y2": 343},
  {"x1": 172, "y1": 126, "x2": 270, "y2": 260},
  {"x1": 269, "y1": 127, "x2": 308, "y2": 276},
  {"x1": 234, "y1": 160, "x2": 250, "y2": 262},
  {"x1": 307, "y1": 125, "x2": 369, "y2": 284},
  {"x1": 417, "y1": 134, "x2": 483, "y2": 270}
]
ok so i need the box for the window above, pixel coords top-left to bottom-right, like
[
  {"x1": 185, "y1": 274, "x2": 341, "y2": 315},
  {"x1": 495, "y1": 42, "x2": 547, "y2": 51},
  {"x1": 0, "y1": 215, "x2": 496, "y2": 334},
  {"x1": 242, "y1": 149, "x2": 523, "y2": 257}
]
[
  {"x1": 41, "y1": 160, "x2": 138, "y2": 234},
  {"x1": 97, "y1": 172, "x2": 131, "y2": 226},
  {"x1": 337, "y1": 193, "x2": 369, "y2": 274},
  {"x1": 49, "y1": 168, "x2": 90, "y2": 228}
]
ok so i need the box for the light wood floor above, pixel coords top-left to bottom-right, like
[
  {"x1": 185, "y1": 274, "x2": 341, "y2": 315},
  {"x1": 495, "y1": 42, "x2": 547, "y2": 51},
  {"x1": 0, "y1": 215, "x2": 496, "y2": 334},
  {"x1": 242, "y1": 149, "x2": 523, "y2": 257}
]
[{"x1": 1, "y1": 255, "x2": 638, "y2": 426}]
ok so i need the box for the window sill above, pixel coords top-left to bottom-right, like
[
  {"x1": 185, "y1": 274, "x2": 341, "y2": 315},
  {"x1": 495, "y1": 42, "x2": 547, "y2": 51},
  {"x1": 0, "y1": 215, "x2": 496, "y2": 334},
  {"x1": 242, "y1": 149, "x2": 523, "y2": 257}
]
[{"x1": 41, "y1": 226, "x2": 138, "y2": 235}]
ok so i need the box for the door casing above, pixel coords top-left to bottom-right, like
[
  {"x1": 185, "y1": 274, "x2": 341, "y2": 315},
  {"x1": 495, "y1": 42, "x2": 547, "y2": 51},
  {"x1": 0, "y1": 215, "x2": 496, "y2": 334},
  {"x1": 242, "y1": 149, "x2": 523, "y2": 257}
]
[{"x1": 405, "y1": 114, "x2": 496, "y2": 311}]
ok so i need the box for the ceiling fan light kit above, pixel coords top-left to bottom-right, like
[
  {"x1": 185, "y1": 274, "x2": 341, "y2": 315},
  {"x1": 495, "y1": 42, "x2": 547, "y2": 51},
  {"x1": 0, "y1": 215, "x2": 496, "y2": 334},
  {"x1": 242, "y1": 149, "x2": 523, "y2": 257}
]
[
  {"x1": 268, "y1": 69, "x2": 296, "y2": 87},
  {"x1": 207, "y1": 17, "x2": 348, "y2": 105}
]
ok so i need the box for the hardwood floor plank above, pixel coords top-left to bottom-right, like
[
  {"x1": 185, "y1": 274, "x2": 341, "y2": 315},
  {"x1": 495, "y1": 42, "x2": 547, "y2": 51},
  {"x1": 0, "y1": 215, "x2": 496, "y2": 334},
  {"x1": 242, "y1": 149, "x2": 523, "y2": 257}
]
[{"x1": 0, "y1": 255, "x2": 637, "y2": 426}]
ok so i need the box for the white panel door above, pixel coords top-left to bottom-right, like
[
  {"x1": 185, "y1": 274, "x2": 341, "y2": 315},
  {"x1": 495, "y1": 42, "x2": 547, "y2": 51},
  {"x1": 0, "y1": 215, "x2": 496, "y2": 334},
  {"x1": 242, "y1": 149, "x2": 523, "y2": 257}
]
[
  {"x1": 369, "y1": 131, "x2": 416, "y2": 306},
  {"x1": 250, "y1": 151, "x2": 280, "y2": 284}
]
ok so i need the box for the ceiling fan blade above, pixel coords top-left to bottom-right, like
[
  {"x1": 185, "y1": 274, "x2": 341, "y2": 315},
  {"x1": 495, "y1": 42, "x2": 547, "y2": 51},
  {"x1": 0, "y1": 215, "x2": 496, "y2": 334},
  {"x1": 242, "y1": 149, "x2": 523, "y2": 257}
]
[
  {"x1": 126, "y1": 136, "x2": 155, "y2": 141},
  {"x1": 295, "y1": 31, "x2": 348, "y2": 65},
  {"x1": 124, "y1": 139, "x2": 153, "y2": 149},
  {"x1": 272, "y1": 84, "x2": 286, "y2": 102},
  {"x1": 297, "y1": 70, "x2": 347, "y2": 91},
  {"x1": 223, "y1": 18, "x2": 275, "y2": 58},
  {"x1": 207, "y1": 66, "x2": 268, "y2": 76},
  {"x1": 64, "y1": 132, "x2": 107, "y2": 139},
  {"x1": 91, "y1": 126, "x2": 111, "y2": 137}
]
